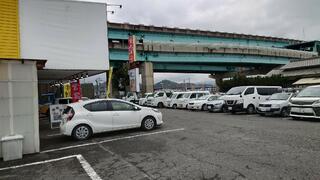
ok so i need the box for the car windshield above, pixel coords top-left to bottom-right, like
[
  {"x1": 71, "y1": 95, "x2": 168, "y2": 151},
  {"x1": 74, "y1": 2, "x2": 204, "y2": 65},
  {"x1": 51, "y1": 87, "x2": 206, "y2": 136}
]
[
  {"x1": 177, "y1": 94, "x2": 184, "y2": 99},
  {"x1": 226, "y1": 87, "x2": 247, "y2": 95},
  {"x1": 183, "y1": 93, "x2": 191, "y2": 98},
  {"x1": 270, "y1": 93, "x2": 291, "y2": 100},
  {"x1": 297, "y1": 86, "x2": 320, "y2": 97},
  {"x1": 198, "y1": 95, "x2": 209, "y2": 100},
  {"x1": 171, "y1": 94, "x2": 177, "y2": 99},
  {"x1": 144, "y1": 93, "x2": 153, "y2": 98}
]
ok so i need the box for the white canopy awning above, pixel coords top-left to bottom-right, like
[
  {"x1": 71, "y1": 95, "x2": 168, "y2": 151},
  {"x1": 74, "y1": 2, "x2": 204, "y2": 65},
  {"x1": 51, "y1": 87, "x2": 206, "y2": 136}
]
[{"x1": 293, "y1": 77, "x2": 320, "y2": 85}]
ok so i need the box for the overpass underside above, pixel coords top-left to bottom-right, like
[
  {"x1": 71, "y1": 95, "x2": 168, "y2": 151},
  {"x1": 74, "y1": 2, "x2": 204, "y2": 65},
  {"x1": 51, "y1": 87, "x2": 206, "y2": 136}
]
[
  {"x1": 109, "y1": 42, "x2": 317, "y2": 93},
  {"x1": 109, "y1": 42, "x2": 316, "y2": 73}
]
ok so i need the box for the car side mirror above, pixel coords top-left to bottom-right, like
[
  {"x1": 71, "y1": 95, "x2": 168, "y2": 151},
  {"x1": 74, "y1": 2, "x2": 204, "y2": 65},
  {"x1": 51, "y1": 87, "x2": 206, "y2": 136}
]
[
  {"x1": 240, "y1": 94, "x2": 243, "y2": 98},
  {"x1": 133, "y1": 106, "x2": 141, "y2": 111}
]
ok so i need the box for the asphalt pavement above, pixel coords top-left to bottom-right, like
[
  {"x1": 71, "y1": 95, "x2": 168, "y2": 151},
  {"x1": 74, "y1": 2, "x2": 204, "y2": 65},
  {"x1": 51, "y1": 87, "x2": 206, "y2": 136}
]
[{"x1": 1, "y1": 109, "x2": 320, "y2": 179}]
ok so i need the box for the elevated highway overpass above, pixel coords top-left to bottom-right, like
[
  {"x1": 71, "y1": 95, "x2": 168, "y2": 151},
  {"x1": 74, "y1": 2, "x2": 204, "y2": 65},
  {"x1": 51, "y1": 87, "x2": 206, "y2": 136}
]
[{"x1": 107, "y1": 22, "x2": 318, "y2": 92}]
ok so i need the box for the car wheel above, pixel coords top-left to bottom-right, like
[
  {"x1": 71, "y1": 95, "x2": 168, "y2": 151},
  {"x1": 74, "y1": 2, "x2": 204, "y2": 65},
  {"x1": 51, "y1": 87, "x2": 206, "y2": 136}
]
[
  {"x1": 72, "y1": 124, "x2": 92, "y2": 140},
  {"x1": 172, "y1": 104, "x2": 177, "y2": 109},
  {"x1": 158, "y1": 102, "x2": 164, "y2": 108},
  {"x1": 281, "y1": 107, "x2": 289, "y2": 117},
  {"x1": 141, "y1": 116, "x2": 156, "y2": 130},
  {"x1": 247, "y1": 105, "x2": 256, "y2": 114},
  {"x1": 201, "y1": 104, "x2": 208, "y2": 111}
]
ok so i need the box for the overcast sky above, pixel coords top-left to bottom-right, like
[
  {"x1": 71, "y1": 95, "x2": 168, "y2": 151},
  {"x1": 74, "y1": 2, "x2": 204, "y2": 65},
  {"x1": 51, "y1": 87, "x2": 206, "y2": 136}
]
[{"x1": 84, "y1": 0, "x2": 320, "y2": 84}]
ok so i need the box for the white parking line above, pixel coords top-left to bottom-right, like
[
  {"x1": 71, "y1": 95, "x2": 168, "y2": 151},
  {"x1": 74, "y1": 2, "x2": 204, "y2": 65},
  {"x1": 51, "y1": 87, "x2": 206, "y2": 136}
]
[
  {"x1": 0, "y1": 154, "x2": 102, "y2": 180},
  {"x1": 41, "y1": 128, "x2": 185, "y2": 154},
  {"x1": 76, "y1": 155, "x2": 102, "y2": 180}
]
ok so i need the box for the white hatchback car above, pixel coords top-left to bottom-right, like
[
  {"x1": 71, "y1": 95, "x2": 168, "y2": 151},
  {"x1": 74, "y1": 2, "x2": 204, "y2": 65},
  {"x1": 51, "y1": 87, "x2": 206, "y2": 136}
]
[{"x1": 61, "y1": 99, "x2": 163, "y2": 140}]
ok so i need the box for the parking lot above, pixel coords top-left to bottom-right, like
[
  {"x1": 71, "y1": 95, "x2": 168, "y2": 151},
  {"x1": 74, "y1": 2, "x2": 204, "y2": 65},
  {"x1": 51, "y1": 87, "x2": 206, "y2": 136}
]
[{"x1": 1, "y1": 109, "x2": 320, "y2": 179}]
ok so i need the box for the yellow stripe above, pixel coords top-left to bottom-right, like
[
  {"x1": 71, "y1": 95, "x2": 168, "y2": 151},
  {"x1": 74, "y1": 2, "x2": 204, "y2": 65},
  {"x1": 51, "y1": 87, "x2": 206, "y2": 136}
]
[{"x1": 0, "y1": 0, "x2": 20, "y2": 58}]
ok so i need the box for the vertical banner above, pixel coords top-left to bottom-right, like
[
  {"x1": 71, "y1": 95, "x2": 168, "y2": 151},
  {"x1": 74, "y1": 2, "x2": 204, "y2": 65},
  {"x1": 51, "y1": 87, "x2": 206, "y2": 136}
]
[
  {"x1": 63, "y1": 83, "x2": 71, "y2": 97},
  {"x1": 128, "y1": 35, "x2": 136, "y2": 63},
  {"x1": 128, "y1": 68, "x2": 140, "y2": 92},
  {"x1": 106, "y1": 66, "x2": 113, "y2": 98},
  {"x1": 71, "y1": 79, "x2": 82, "y2": 102}
]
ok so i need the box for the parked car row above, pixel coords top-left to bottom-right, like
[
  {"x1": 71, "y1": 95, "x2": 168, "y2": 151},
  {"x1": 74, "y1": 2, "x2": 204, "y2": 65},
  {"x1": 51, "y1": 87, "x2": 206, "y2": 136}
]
[
  {"x1": 137, "y1": 85, "x2": 320, "y2": 120},
  {"x1": 59, "y1": 85, "x2": 320, "y2": 141}
]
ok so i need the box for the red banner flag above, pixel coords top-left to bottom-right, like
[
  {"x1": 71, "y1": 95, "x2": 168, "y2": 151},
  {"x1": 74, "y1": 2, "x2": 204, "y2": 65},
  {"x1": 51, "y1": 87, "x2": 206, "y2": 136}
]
[
  {"x1": 128, "y1": 35, "x2": 136, "y2": 64},
  {"x1": 71, "y1": 79, "x2": 82, "y2": 102}
]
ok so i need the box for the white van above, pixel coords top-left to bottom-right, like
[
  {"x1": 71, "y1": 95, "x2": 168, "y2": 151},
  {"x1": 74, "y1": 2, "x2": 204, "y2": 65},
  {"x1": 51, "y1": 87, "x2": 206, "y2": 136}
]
[
  {"x1": 177, "y1": 91, "x2": 210, "y2": 109},
  {"x1": 139, "y1": 93, "x2": 153, "y2": 106},
  {"x1": 123, "y1": 92, "x2": 139, "y2": 104},
  {"x1": 167, "y1": 92, "x2": 186, "y2": 109},
  {"x1": 149, "y1": 91, "x2": 173, "y2": 108},
  {"x1": 222, "y1": 86, "x2": 282, "y2": 114}
]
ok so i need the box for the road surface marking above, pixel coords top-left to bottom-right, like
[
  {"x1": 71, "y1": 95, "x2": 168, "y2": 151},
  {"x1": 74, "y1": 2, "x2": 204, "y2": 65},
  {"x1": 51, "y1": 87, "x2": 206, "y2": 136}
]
[
  {"x1": 98, "y1": 128, "x2": 185, "y2": 144},
  {"x1": 93, "y1": 139, "x2": 154, "y2": 180},
  {"x1": 76, "y1": 155, "x2": 102, "y2": 180},
  {"x1": 41, "y1": 128, "x2": 185, "y2": 154},
  {"x1": 0, "y1": 154, "x2": 102, "y2": 180}
]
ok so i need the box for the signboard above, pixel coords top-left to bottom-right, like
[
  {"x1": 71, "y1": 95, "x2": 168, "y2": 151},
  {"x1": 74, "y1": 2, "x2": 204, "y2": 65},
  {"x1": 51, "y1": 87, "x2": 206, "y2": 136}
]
[
  {"x1": 49, "y1": 104, "x2": 66, "y2": 129},
  {"x1": 128, "y1": 35, "x2": 136, "y2": 63},
  {"x1": 19, "y1": 0, "x2": 109, "y2": 70},
  {"x1": 64, "y1": 83, "x2": 71, "y2": 98},
  {"x1": 71, "y1": 79, "x2": 82, "y2": 102},
  {"x1": 128, "y1": 68, "x2": 140, "y2": 92}
]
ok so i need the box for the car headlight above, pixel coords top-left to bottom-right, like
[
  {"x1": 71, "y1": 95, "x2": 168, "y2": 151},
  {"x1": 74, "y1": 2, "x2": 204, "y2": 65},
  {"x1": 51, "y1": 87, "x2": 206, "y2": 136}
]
[
  {"x1": 152, "y1": 108, "x2": 160, "y2": 113},
  {"x1": 271, "y1": 104, "x2": 280, "y2": 108},
  {"x1": 236, "y1": 99, "x2": 244, "y2": 104},
  {"x1": 312, "y1": 100, "x2": 320, "y2": 107}
]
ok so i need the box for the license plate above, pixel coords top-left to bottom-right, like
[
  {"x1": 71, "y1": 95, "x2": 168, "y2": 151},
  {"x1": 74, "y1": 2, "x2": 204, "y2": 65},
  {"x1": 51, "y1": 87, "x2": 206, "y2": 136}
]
[
  {"x1": 259, "y1": 107, "x2": 267, "y2": 112},
  {"x1": 291, "y1": 107, "x2": 313, "y2": 113},
  {"x1": 228, "y1": 107, "x2": 232, "y2": 110},
  {"x1": 291, "y1": 107, "x2": 300, "y2": 112}
]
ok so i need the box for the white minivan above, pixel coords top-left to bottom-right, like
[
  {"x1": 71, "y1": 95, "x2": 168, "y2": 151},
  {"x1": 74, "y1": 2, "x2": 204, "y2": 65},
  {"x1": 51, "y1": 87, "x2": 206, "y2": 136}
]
[
  {"x1": 167, "y1": 92, "x2": 186, "y2": 109},
  {"x1": 149, "y1": 91, "x2": 173, "y2": 108},
  {"x1": 177, "y1": 91, "x2": 210, "y2": 109},
  {"x1": 222, "y1": 86, "x2": 282, "y2": 114}
]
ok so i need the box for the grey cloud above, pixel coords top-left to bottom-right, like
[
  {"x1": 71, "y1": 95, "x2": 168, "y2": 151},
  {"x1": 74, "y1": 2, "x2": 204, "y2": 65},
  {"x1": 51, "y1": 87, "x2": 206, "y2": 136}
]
[
  {"x1": 102, "y1": 0, "x2": 319, "y2": 83},
  {"x1": 107, "y1": 0, "x2": 319, "y2": 40}
]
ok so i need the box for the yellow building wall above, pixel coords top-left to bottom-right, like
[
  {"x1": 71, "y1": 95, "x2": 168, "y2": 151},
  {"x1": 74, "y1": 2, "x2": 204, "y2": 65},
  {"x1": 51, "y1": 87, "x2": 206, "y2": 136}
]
[{"x1": 0, "y1": 0, "x2": 20, "y2": 58}]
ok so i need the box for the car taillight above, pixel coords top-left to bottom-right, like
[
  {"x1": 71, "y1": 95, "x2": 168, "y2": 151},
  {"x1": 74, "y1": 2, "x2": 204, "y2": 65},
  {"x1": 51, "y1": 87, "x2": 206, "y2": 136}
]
[{"x1": 67, "y1": 110, "x2": 74, "y2": 121}]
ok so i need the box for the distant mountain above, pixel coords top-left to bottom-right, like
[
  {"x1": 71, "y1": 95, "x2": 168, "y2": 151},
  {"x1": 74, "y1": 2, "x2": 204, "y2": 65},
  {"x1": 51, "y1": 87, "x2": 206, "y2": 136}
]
[
  {"x1": 154, "y1": 80, "x2": 180, "y2": 90},
  {"x1": 154, "y1": 79, "x2": 214, "y2": 90}
]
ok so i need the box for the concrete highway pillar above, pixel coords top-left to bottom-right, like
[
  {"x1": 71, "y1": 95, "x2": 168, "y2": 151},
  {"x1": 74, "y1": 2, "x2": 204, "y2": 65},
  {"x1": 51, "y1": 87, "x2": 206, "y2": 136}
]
[
  {"x1": 140, "y1": 62, "x2": 154, "y2": 94},
  {"x1": 209, "y1": 73, "x2": 224, "y2": 93}
]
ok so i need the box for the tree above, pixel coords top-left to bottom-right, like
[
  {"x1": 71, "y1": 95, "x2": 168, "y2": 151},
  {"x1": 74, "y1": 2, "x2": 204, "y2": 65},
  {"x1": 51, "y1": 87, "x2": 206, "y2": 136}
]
[{"x1": 220, "y1": 75, "x2": 295, "y2": 92}]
